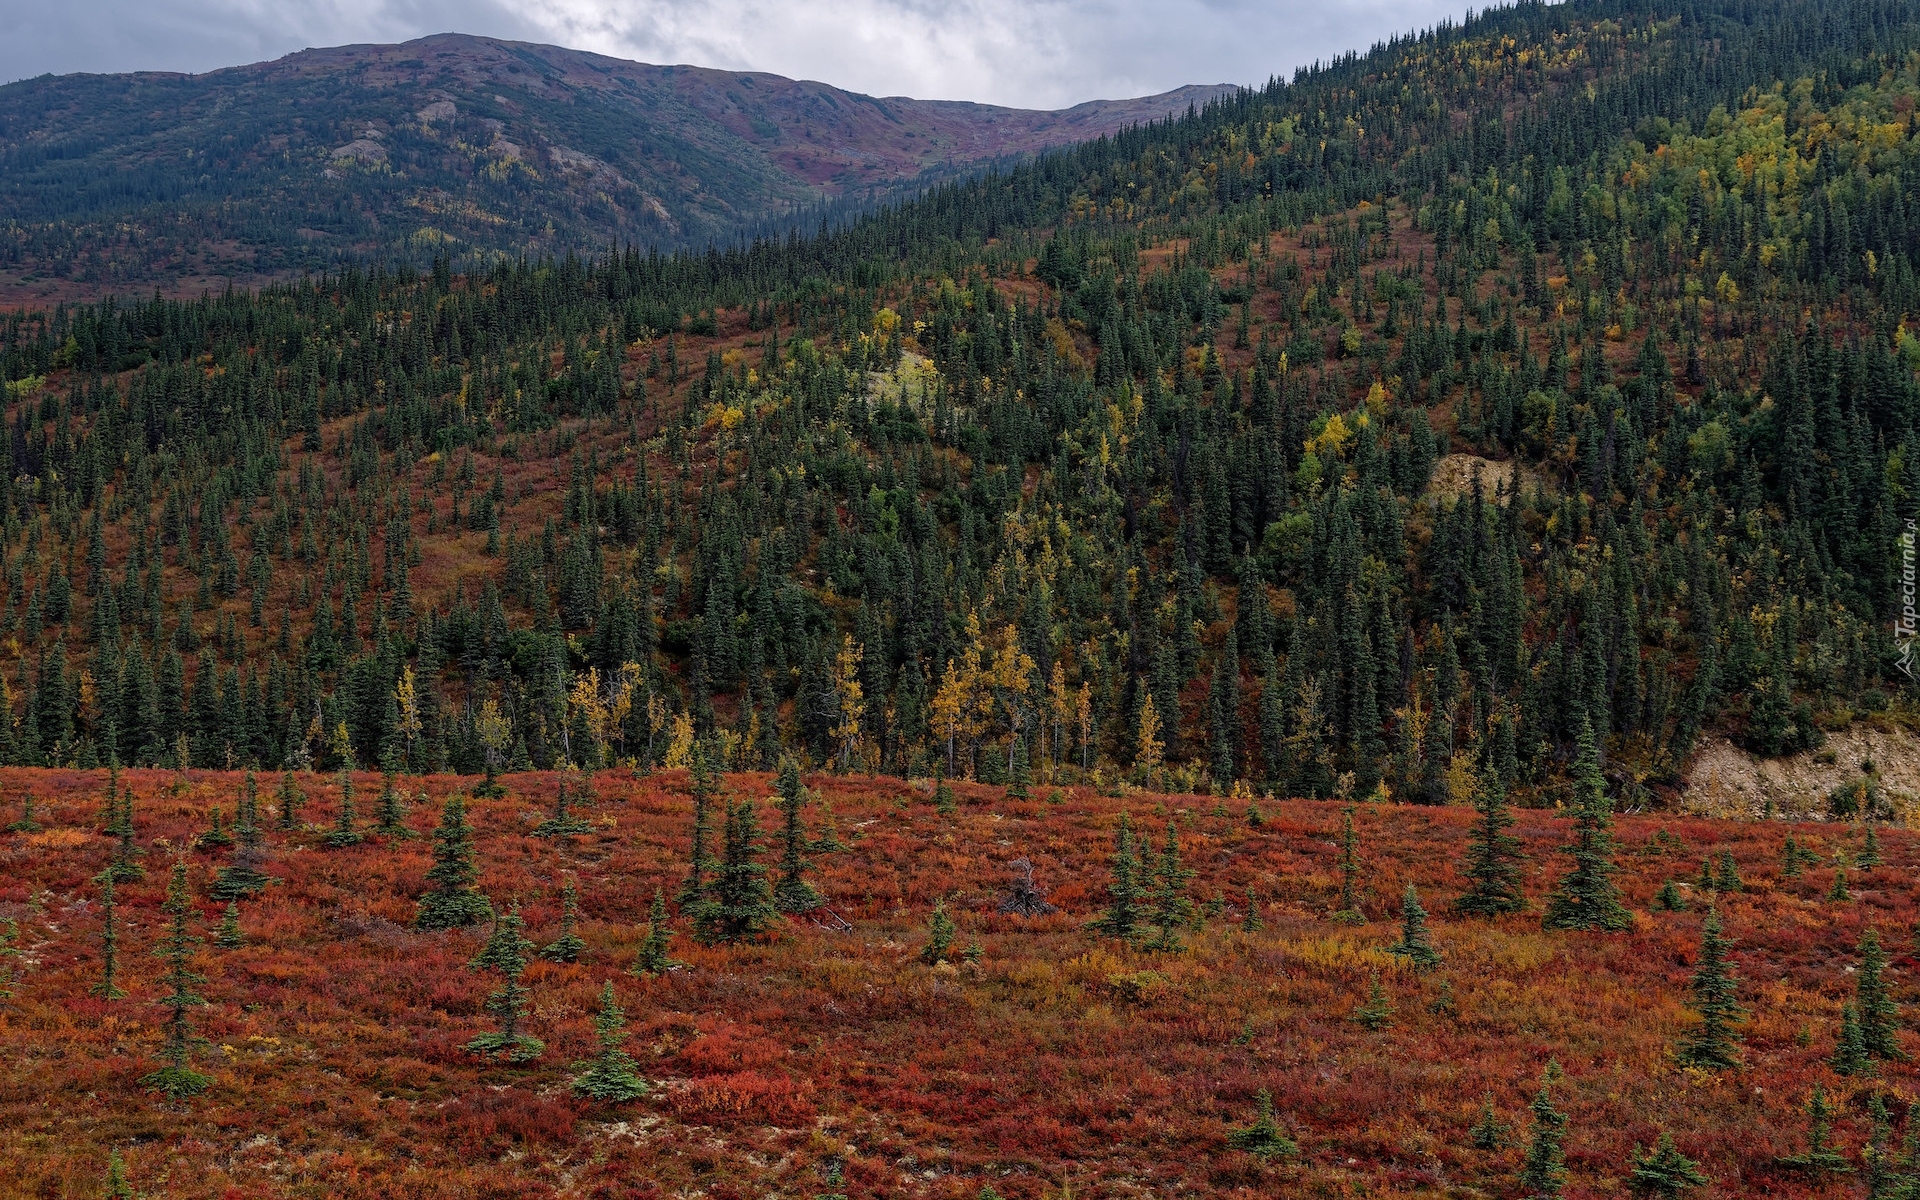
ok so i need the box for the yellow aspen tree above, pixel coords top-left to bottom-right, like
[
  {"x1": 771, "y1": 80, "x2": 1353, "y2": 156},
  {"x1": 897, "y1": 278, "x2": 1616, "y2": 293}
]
[
  {"x1": 1137, "y1": 693, "x2": 1164, "y2": 788},
  {"x1": 990, "y1": 626, "x2": 1035, "y2": 777},
  {"x1": 663, "y1": 711, "x2": 695, "y2": 769},
  {"x1": 931, "y1": 659, "x2": 968, "y2": 778},
  {"x1": 393, "y1": 665, "x2": 422, "y2": 768},
  {"x1": 831, "y1": 634, "x2": 867, "y2": 772},
  {"x1": 1076, "y1": 681, "x2": 1094, "y2": 771},
  {"x1": 1046, "y1": 661, "x2": 1072, "y2": 775}
]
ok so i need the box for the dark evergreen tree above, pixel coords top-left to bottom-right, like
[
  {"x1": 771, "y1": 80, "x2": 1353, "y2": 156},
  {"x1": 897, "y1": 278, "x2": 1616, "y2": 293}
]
[
  {"x1": 533, "y1": 770, "x2": 592, "y2": 837},
  {"x1": 1454, "y1": 779, "x2": 1524, "y2": 916},
  {"x1": 321, "y1": 768, "x2": 362, "y2": 848},
  {"x1": 537, "y1": 878, "x2": 586, "y2": 963},
  {"x1": 921, "y1": 898, "x2": 956, "y2": 965},
  {"x1": 91, "y1": 872, "x2": 126, "y2": 1000},
  {"x1": 415, "y1": 794, "x2": 490, "y2": 930},
  {"x1": 1146, "y1": 820, "x2": 1195, "y2": 953},
  {"x1": 1468, "y1": 1093, "x2": 1508, "y2": 1149},
  {"x1": 140, "y1": 860, "x2": 211, "y2": 1098},
  {"x1": 632, "y1": 888, "x2": 680, "y2": 976},
  {"x1": 1089, "y1": 813, "x2": 1144, "y2": 941},
  {"x1": 464, "y1": 903, "x2": 543, "y2": 1062},
  {"x1": 1332, "y1": 803, "x2": 1364, "y2": 923},
  {"x1": 1389, "y1": 884, "x2": 1441, "y2": 970},
  {"x1": 1517, "y1": 1069, "x2": 1568, "y2": 1200},
  {"x1": 771, "y1": 756, "x2": 822, "y2": 913},
  {"x1": 1628, "y1": 1132, "x2": 1709, "y2": 1197},
  {"x1": 1778, "y1": 1084, "x2": 1852, "y2": 1174},
  {"x1": 1831, "y1": 1004, "x2": 1872, "y2": 1077},
  {"x1": 571, "y1": 981, "x2": 649, "y2": 1102},
  {"x1": 213, "y1": 903, "x2": 244, "y2": 950},
  {"x1": 1675, "y1": 908, "x2": 1743, "y2": 1069},
  {"x1": 1542, "y1": 717, "x2": 1630, "y2": 932},
  {"x1": 1858, "y1": 928, "x2": 1903, "y2": 1062},
  {"x1": 1226, "y1": 1089, "x2": 1296, "y2": 1161},
  {"x1": 695, "y1": 798, "x2": 778, "y2": 945}
]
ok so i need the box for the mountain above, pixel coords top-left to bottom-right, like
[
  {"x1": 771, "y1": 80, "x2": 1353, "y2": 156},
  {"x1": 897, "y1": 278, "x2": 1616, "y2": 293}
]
[{"x1": 0, "y1": 33, "x2": 1235, "y2": 297}]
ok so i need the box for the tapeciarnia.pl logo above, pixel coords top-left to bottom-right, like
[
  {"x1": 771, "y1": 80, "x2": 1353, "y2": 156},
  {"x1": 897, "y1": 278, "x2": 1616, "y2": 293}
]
[{"x1": 1900, "y1": 518, "x2": 1917, "y2": 680}]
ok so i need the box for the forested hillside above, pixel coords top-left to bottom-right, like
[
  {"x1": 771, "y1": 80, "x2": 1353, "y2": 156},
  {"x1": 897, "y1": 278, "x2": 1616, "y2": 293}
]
[
  {"x1": 0, "y1": 32, "x2": 1231, "y2": 295},
  {"x1": 0, "y1": 0, "x2": 1916, "y2": 802}
]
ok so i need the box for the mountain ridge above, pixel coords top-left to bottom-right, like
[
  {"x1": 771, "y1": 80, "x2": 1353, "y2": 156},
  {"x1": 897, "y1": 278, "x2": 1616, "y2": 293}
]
[{"x1": 0, "y1": 33, "x2": 1237, "y2": 299}]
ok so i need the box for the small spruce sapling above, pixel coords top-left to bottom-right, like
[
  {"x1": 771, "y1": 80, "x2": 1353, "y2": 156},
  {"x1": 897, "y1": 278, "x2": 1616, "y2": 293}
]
[
  {"x1": 1241, "y1": 885, "x2": 1264, "y2": 933},
  {"x1": 1226, "y1": 1088, "x2": 1296, "y2": 1161},
  {"x1": 105, "y1": 1150, "x2": 133, "y2": 1200},
  {"x1": 1332, "y1": 804, "x2": 1365, "y2": 924},
  {"x1": 415, "y1": 794, "x2": 490, "y2": 930},
  {"x1": 571, "y1": 981, "x2": 649, "y2": 1102},
  {"x1": 7, "y1": 793, "x2": 41, "y2": 833},
  {"x1": 922, "y1": 898, "x2": 957, "y2": 965},
  {"x1": 1675, "y1": 908, "x2": 1744, "y2": 1069},
  {"x1": 1830, "y1": 1004, "x2": 1871, "y2": 1077},
  {"x1": 140, "y1": 860, "x2": 212, "y2": 1098},
  {"x1": 694, "y1": 797, "x2": 778, "y2": 945},
  {"x1": 321, "y1": 768, "x2": 363, "y2": 848},
  {"x1": 632, "y1": 888, "x2": 681, "y2": 976},
  {"x1": 1146, "y1": 820, "x2": 1195, "y2": 953},
  {"x1": 464, "y1": 903, "x2": 543, "y2": 1062},
  {"x1": 1353, "y1": 970, "x2": 1394, "y2": 1031},
  {"x1": 772, "y1": 757, "x2": 823, "y2": 913},
  {"x1": 1454, "y1": 779, "x2": 1525, "y2": 916},
  {"x1": 1517, "y1": 1065, "x2": 1568, "y2": 1199},
  {"x1": 1388, "y1": 884, "x2": 1442, "y2": 970},
  {"x1": 1857, "y1": 928, "x2": 1904, "y2": 1062},
  {"x1": 1468, "y1": 1093, "x2": 1508, "y2": 1149},
  {"x1": 537, "y1": 878, "x2": 586, "y2": 963},
  {"x1": 1541, "y1": 715, "x2": 1631, "y2": 932},
  {"x1": 92, "y1": 873, "x2": 126, "y2": 999},
  {"x1": 1629, "y1": 1132, "x2": 1709, "y2": 1197},
  {"x1": 1778, "y1": 1084, "x2": 1852, "y2": 1173},
  {"x1": 1088, "y1": 813, "x2": 1144, "y2": 942},
  {"x1": 214, "y1": 903, "x2": 244, "y2": 950},
  {"x1": 533, "y1": 770, "x2": 593, "y2": 837},
  {"x1": 1652, "y1": 879, "x2": 1687, "y2": 911}
]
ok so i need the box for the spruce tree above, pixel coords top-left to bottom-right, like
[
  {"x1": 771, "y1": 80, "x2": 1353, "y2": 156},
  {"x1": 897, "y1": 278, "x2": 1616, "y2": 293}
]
[
  {"x1": 676, "y1": 742, "x2": 720, "y2": 914},
  {"x1": 1859, "y1": 820, "x2": 1883, "y2": 871},
  {"x1": 1778, "y1": 1084, "x2": 1852, "y2": 1173},
  {"x1": 1782, "y1": 835, "x2": 1807, "y2": 879},
  {"x1": 1241, "y1": 884, "x2": 1263, "y2": 933},
  {"x1": 537, "y1": 878, "x2": 586, "y2": 963},
  {"x1": 1829, "y1": 865, "x2": 1852, "y2": 902},
  {"x1": 1454, "y1": 779, "x2": 1525, "y2": 916},
  {"x1": 373, "y1": 769, "x2": 411, "y2": 837},
  {"x1": 695, "y1": 798, "x2": 778, "y2": 945},
  {"x1": 533, "y1": 770, "x2": 592, "y2": 837},
  {"x1": 1089, "y1": 813, "x2": 1144, "y2": 941},
  {"x1": 1629, "y1": 1132, "x2": 1709, "y2": 1197},
  {"x1": 1226, "y1": 1089, "x2": 1297, "y2": 1161},
  {"x1": 212, "y1": 768, "x2": 271, "y2": 901},
  {"x1": 1675, "y1": 908, "x2": 1743, "y2": 1068},
  {"x1": 1541, "y1": 716, "x2": 1630, "y2": 932},
  {"x1": 632, "y1": 888, "x2": 681, "y2": 976},
  {"x1": 921, "y1": 898, "x2": 956, "y2": 965},
  {"x1": 140, "y1": 860, "x2": 211, "y2": 1098},
  {"x1": 1332, "y1": 804, "x2": 1365, "y2": 923},
  {"x1": 104, "y1": 778, "x2": 145, "y2": 883},
  {"x1": 198, "y1": 806, "x2": 232, "y2": 850},
  {"x1": 771, "y1": 757, "x2": 822, "y2": 913},
  {"x1": 91, "y1": 872, "x2": 126, "y2": 1000},
  {"x1": 1831, "y1": 1004, "x2": 1871, "y2": 1076},
  {"x1": 1863, "y1": 1092, "x2": 1895, "y2": 1200},
  {"x1": 465, "y1": 904, "x2": 543, "y2": 1062},
  {"x1": 105, "y1": 1149, "x2": 133, "y2": 1199},
  {"x1": 1146, "y1": 820, "x2": 1195, "y2": 953},
  {"x1": 571, "y1": 981, "x2": 649, "y2": 1102},
  {"x1": 1468, "y1": 1093, "x2": 1509, "y2": 1149},
  {"x1": 1651, "y1": 880, "x2": 1687, "y2": 911},
  {"x1": 214, "y1": 903, "x2": 244, "y2": 950},
  {"x1": 1711, "y1": 849, "x2": 1741, "y2": 892},
  {"x1": 6, "y1": 792, "x2": 40, "y2": 833},
  {"x1": 1352, "y1": 970, "x2": 1394, "y2": 1030},
  {"x1": 275, "y1": 771, "x2": 304, "y2": 830},
  {"x1": 1517, "y1": 1068, "x2": 1568, "y2": 1200},
  {"x1": 415, "y1": 794, "x2": 490, "y2": 930},
  {"x1": 1388, "y1": 884, "x2": 1442, "y2": 970},
  {"x1": 321, "y1": 768, "x2": 362, "y2": 848},
  {"x1": 1858, "y1": 928, "x2": 1904, "y2": 1061}
]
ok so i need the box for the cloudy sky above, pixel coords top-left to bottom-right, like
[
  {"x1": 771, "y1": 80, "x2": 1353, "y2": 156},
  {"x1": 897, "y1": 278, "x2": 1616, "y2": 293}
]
[{"x1": 3, "y1": 0, "x2": 1478, "y2": 108}]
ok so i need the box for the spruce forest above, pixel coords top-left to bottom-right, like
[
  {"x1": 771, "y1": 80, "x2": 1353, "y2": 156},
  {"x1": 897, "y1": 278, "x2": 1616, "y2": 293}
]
[{"x1": 6, "y1": 0, "x2": 1920, "y2": 1194}]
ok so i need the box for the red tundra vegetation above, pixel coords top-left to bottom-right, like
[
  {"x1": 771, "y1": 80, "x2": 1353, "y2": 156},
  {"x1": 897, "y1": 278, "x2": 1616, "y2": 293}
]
[{"x1": 0, "y1": 764, "x2": 1912, "y2": 1198}]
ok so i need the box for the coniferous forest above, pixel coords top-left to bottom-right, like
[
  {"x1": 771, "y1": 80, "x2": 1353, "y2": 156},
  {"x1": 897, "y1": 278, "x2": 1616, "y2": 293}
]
[{"x1": 7, "y1": 0, "x2": 1920, "y2": 1194}]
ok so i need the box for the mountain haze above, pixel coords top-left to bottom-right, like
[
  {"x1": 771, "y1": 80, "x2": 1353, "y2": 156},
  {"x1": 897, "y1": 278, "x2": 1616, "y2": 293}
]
[{"x1": 0, "y1": 33, "x2": 1236, "y2": 296}]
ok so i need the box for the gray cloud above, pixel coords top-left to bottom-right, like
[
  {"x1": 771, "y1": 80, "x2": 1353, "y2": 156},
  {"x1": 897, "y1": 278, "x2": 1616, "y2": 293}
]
[{"x1": 1, "y1": 0, "x2": 1475, "y2": 107}]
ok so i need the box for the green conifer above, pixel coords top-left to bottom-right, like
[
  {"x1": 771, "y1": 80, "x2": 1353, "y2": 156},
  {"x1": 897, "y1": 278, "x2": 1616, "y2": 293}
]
[
  {"x1": 632, "y1": 888, "x2": 680, "y2": 976},
  {"x1": 537, "y1": 878, "x2": 586, "y2": 963},
  {"x1": 1089, "y1": 813, "x2": 1144, "y2": 941},
  {"x1": 105, "y1": 1149, "x2": 133, "y2": 1199},
  {"x1": 934, "y1": 774, "x2": 957, "y2": 817},
  {"x1": 922, "y1": 898, "x2": 957, "y2": 965},
  {"x1": 533, "y1": 770, "x2": 593, "y2": 837},
  {"x1": 1352, "y1": 970, "x2": 1394, "y2": 1030},
  {"x1": 374, "y1": 769, "x2": 411, "y2": 837},
  {"x1": 198, "y1": 806, "x2": 232, "y2": 850},
  {"x1": 1332, "y1": 803, "x2": 1365, "y2": 923},
  {"x1": 1468, "y1": 1093, "x2": 1508, "y2": 1149},
  {"x1": 91, "y1": 873, "x2": 126, "y2": 1000},
  {"x1": 1859, "y1": 819, "x2": 1883, "y2": 871},
  {"x1": 676, "y1": 743, "x2": 720, "y2": 915},
  {"x1": 1652, "y1": 880, "x2": 1687, "y2": 911},
  {"x1": 1858, "y1": 928, "x2": 1904, "y2": 1062},
  {"x1": 1711, "y1": 849, "x2": 1741, "y2": 892},
  {"x1": 772, "y1": 757, "x2": 823, "y2": 913},
  {"x1": 213, "y1": 902, "x2": 243, "y2": 950},
  {"x1": 140, "y1": 860, "x2": 211, "y2": 1098},
  {"x1": 1782, "y1": 834, "x2": 1806, "y2": 879},
  {"x1": 1517, "y1": 1068, "x2": 1568, "y2": 1199},
  {"x1": 464, "y1": 903, "x2": 543, "y2": 1062},
  {"x1": 415, "y1": 794, "x2": 490, "y2": 930},
  {"x1": 321, "y1": 768, "x2": 362, "y2": 848},
  {"x1": 1629, "y1": 1131, "x2": 1709, "y2": 1197},
  {"x1": 7, "y1": 792, "x2": 41, "y2": 833},
  {"x1": 1675, "y1": 908, "x2": 1743, "y2": 1069},
  {"x1": 571, "y1": 981, "x2": 649, "y2": 1102},
  {"x1": 1226, "y1": 1088, "x2": 1297, "y2": 1161},
  {"x1": 1541, "y1": 716, "x2": 1630, "y2": 932},
  {"x1": 694, "y1": 797, "x2": 778, "y2": 945},
  {"x1": 1454, "y1": 779, "x2": 1526, "y2": 916},
  {"x1": 1778, "y1": 1084, "x2": 1852, "y2": 1173},
  {"x1": 104, "y1": 779, "x2": 145, "y2": 883},
  {"x1": 275, "y1": 771, "x2": 304, "y2": 830},
  {"x1": 1829, "y1": 865, "x2": 1852, "y2": 903},
  {"x1": 1146, "y1": 820, "x2": 1195, "y2": 952},
  {"x1": 1241, "y1": 884, "x2": 1264, "y2": 933},
  {"x1": 1831, "y1": 1003, "x2": 1872, "y2": 1076},
  {"x1": 1388, "y1": 884, "x2": 1442, "y2": 970}
]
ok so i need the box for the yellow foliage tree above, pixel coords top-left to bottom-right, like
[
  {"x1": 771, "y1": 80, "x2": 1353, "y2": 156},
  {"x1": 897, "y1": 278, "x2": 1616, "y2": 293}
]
[{"x1": 831, "y1": 634, "x2": 867, "y2": 772}]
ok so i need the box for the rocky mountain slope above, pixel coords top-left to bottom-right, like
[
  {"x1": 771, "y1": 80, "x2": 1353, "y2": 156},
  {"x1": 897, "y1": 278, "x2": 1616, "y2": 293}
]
[{"x1": 0, "y1": 34, "x2": 1234, "y2": 296}]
